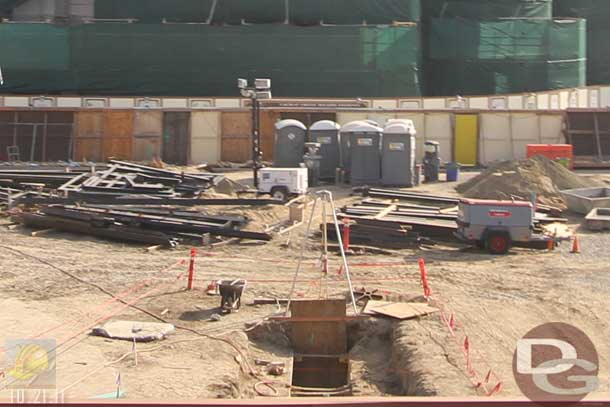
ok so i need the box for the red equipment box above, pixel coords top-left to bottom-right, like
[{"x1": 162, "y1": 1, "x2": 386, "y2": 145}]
[{"x1": 526, "y1": 144, "x2": 573, "y2": 169}]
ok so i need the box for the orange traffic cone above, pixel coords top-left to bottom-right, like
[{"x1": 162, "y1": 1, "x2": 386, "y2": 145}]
[
  {"x1": 571, "y1": 235, "x2": 580, "y2": 254},
  {"x1": 547, "y1": 236, "x2": 555, "y2": 251},
  {"x1": 206, "y1": 280, "x2": 218, "y2": 295}
]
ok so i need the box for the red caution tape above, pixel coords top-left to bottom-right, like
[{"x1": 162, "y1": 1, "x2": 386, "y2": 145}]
[{"x1": 487, "y1": 382, "x2": 502, "y2": 396}]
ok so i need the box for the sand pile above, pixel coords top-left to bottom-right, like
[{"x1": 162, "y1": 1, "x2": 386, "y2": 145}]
[{"x1": 456, "y1": 156, "x2": 604, "y2": 208}]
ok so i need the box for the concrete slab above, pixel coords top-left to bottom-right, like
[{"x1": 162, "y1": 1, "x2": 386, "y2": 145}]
[
  {"x1": 560, "y1": 188, "x2": 610, "y2": 215},
  {"x1": 585, "y1": 208, "x2": 610, "y2": 231}
]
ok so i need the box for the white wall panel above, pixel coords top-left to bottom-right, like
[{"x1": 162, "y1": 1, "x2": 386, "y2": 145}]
[
  {"x1": 511, "y1": 113, "x2": 540, "y2": 160},
  {"x1": 424, "y1": 113, "x2": 452, "y2": 163},
  {"x1": 336, "y1": 112, "x2": 366, "y2": 126},
  {"x1": 190, "y1": 111, "x2": 220, "y2": 164},
  {"x1": 423, "y1": 98, "x2": 446, "y2": 110},
  {"x1": 480, "y1": 113, "x2": 511, "y2": 164},
  {"x1": 537, "y1": 94, "x2": 550, "y2": 110},
  {"x1": 468, "y1": 97, "x2": 488, "y2": 109},
  {"x1": 539, "y1": 115, "x2": 564, "y2": 144},
  {"x1": 600, "y1": 87, "x2": 610, "y2": 108},
  {"x1": 508, "y1": 95, "x2": 523, "y2": 110}
]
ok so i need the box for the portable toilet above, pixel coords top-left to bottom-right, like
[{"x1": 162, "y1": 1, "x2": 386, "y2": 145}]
[
  {"x1": 345, "y1": 122, "x2": 383, "y2": 185},
  {"x1": 382, "y1": 120, "x2": 417, "y2": 187},
  {"x1": 339, "y1": 121, "x2": 367, "y2": 173},
  {"x1": 309, "y1": 120, "x2": 341, "y2": 180},
  {"x1": 274, "y1": 119, "x2": 307, "y2": 167}
]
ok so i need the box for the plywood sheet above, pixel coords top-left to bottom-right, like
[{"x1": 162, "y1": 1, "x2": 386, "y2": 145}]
[
  {"x1": 191, "y1": 111, "x2": 221, "y2": 164},
  {"x1": 260, "y1": 110, "x2": 281, "y2": 161},
  {"x1": 103, "y1": 111, "x2": 133, "y2": 160},
  {"x1": 221, "y1": 111, "x2": 251, "y2": 163},
  {"x1": 75, "y1": 111, "x2": 103, "y2": 161},
  {"x1": 290, "y1": 299, "x2": 346, "y2": 355},
  {"x1": 363, "y1": 301, "x2": 438, "y2": 320},
  {"x1": 134, "y1": 111, "x2": 162, "y2": 136}
]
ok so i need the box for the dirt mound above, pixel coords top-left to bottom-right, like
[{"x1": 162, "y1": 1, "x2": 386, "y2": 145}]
[{"x1": 456, "y1": 156, "x2": 604, "y2": 208}]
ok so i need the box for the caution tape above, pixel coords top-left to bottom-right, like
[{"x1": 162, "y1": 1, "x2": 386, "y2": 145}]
[{"x1": 418, "y1": 258, "x2": 502, "y2": 397}]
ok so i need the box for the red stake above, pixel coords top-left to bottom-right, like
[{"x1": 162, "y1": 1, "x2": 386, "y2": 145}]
[
  {"x1": 187, "y1": 248, "x2": 197, "y2": 290},
  {"x1": 418, "y1": 258, "x2": 431, "y2": 298},
  {"x1": 342, "y1": 217, "x2": 351, "y2": 252}
]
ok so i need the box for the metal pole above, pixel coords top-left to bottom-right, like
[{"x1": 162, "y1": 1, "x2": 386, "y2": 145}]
[
  {"x1": 251, "y1": 95, "x2": 259, "y2": 188},
  {"x1": 285, "y1": 196, "x2": 319, "y2": 316},
  {"x1": 327, "y1": 191, "x2": 358, "y2": 314}
]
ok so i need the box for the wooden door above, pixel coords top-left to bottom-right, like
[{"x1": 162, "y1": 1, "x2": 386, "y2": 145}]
[
  {"x1": 75, "y1": 111, "x2": 104, "y2": 162},
  {"x1": 103, "y1": 111, "x2": 134, "y2": 160},
  {"x1": 162, "y1": 112, "x2": 190, "y2": 165},
  {"x1": 221, "y1": 111, "x2": 251, "y2": 163},
  {"x1": 260, "y1": 110, "x2": 281, "y2": 161}
]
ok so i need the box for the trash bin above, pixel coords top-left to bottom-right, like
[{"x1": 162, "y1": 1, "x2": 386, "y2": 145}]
[{"x1": 446, "y1": 162, "x2": 460, "y2": 182}]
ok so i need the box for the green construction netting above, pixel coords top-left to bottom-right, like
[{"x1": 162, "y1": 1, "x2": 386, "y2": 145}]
[
  {"x1": 425, "y1": 59, "x2": 585, "y2": 96},
  {"x1": 426, "y1": 18, "x2": 586, "y2": 95},
  {"x1": 554, "y1": 0, "x2": 610, "y2": 85},
  {"x1": 0, "y1": 23, "x2": 422, "y2": 97},
  {"x1": 289, "y1": 0, "x2": 421, "y2": 25},
  {"x1": 0, "y1": 24, "x2": 71, "y2": 93},
  {"x1": 94, "y1": 0, "x2": 420, "y2": 24},
  {"x1": 428, "y1": 18, "x2": 586, "y2": 60},
  {"x1": 423, "y1": 0, "x2": 552, "y2": 19}
]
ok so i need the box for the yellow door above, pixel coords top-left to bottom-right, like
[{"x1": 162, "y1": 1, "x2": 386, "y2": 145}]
[{"x1": 454, "y1": 114, "x2": 478, "y2": 165}]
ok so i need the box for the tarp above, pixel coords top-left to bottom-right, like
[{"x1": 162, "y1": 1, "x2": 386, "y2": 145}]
[
  {"x1": 554, "y1": 0, "x2": 610, "y2": 85},
  {"x1": 0, "y1": 23, "x2": 422, "y2": 98},
  {"x1": 423, "y1": 0, "x2": 552, "y2": 19},
  {"x1": 426, "y1": 18, "x2": 586, "y2": 96}
]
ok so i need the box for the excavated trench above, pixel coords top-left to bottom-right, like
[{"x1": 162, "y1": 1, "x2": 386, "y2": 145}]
[{"x1": 246, "y1": 314, "x2": 469, "y2": 397}]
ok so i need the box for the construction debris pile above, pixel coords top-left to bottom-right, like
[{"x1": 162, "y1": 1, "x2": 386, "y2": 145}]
[
  {"x1": 1, "y1": 161, "x2": 276, "y2": 247},
  {"x1": 457, "y1": 156, "x2": 604, "y2": 209},
  {"x1": 328, "y1": 187, "x2": 568, "y2": 249},
  {"x1": 0, "y1": 160, "x2": 225, "y2": 207}
]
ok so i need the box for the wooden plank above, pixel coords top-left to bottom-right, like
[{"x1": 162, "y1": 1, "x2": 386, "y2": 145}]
[
  {"x1": 363, "y1": 300, "x2": 438, "y2": 320},
  {"x1": 373, "y1": 204, "x2": 397, "y2": 220}
]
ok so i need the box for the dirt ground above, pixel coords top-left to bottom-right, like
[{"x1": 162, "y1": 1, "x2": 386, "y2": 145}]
[{"x1": 1, "y1": 169, "x2": 610, "y2": 401}]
